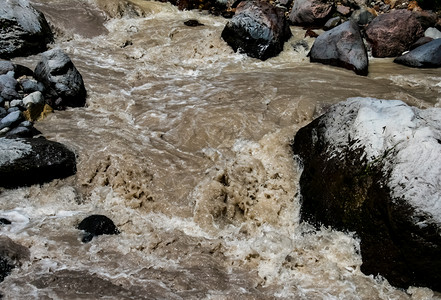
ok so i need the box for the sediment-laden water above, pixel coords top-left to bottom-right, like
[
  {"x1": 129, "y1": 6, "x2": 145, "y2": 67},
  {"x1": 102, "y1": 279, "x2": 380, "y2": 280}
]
[{"x1": 2, "y1": 0, "x2": 441, "y2": 298}]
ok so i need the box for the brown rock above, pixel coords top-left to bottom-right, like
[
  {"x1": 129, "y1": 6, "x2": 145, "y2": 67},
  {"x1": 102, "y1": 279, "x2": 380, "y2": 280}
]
[
  {"x1": 365, "y1": 10, "x2": 424, "y2": 57},
  {"x1": 289, "y1": 0, "x2": 334, "y2": 26}
]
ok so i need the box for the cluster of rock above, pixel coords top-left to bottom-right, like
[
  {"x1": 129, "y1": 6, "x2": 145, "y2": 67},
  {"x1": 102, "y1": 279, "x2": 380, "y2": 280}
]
[
  {"x1": 292, "y1": 98, "x2": 441, "y2": 292},
  {"x1": 0, "y1": 0, "x2": 87, "y2": 189},
  {"x1": 211, "y1": 0, "x2": 441, "y2": 74}
]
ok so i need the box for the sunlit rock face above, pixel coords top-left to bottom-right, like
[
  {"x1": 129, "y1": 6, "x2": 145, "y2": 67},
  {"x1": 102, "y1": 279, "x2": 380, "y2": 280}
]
[
  {"x1": 0, "y1": 0, "x2": 53, "y2": 59},
  {"x1": 292, "y1": 97, "x2": 441, "y2": 292}
]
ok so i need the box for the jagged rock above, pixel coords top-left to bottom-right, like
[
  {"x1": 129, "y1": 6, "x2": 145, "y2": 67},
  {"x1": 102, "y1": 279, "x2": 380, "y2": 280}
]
[
  {"x1": 323, "y1": 16, "x2": 341, "y2": 30},
  {"x1": 350, "y1": 7, "x2": 375, "y2": 27},
  {"x1": 0, "y1": 74, "x2": 20, "y2": 101},
  {"x1": 221, "y1": 0, "x2": 292, "y2": 60},
  {"x1": 308, "y1": 21, "x2": 368, "y2": 76},
  {"x1": 394, "y1": 38, "x2": 441, "y2": 68},
  {"x1": 291, "y1": 97, "x2": 441, "y2": 292},
  {"x1": 0, "y1": 0, "x2": 53, "y2": 59},
  {"x1": 289, "y1": 0, "x2": 334, "y2": 26},
  {"x1": 77, "y1": 215, "x2": 120, "y2": 243},
  {"x1": 0, "y1": 236, "x2": 30, "y2": 282},
  {"x1": 0, "y1": 137, "x2": 76, "y2": 188},
  {"x1": 34, "y1": 48, "x2": 87, "y2": 109},
  {"x1": 365, "y1": 10, "x2": 424, "y2": 57}
]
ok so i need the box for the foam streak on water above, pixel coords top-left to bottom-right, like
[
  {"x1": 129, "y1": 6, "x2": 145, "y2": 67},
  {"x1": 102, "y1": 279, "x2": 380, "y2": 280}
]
[{"x1": 2, "y1": 0, "x2": 441, "y2": 298}]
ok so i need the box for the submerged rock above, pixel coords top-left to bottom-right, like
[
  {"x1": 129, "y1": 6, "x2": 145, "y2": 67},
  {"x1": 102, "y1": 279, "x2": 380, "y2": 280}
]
[
  {"x1": 77, "y1": 215, "x2": 120, "y2": 243},
  {"x1": 365, "y1": 10, "x2": 424, "y2": 57},
  {"x1": 308, "y1": 21, "x2": 368, "y2": 76},
  {"x1": 221, "y1": 0, "x2": 292, "y2": 60},
  {"x1": 0, "y1": 0, "x2": 53, "y2": 59},
  {"x1": 0, "y1": 236, "x2": 30, "y2": 283},
  {"x1": 394, "y1": 38, "x2": 441, "y2": 68},
  {"x1": 289, "y1": 0, "x2": 334, "y2": 27},
  {"x1": 291, "y1": 98, "x2": 441, "y2": 291},
  {"x1": 34, "y1": 48, "x2": 87, "y2": 109},
  {"x1": 0, "y1": 137, "x2": 76, "y2": 188}
]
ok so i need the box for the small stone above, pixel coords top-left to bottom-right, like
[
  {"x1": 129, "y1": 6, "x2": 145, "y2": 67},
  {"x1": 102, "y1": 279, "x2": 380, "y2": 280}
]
[
  {"x1": 184, "y1": 19, "x2": 204, "y2": 27},
  {"x1": 9, "y1": 100, "x2": 23, "y2": 109},
  {"x1": 425, "y1": 28, "x2": 441, "y2": 39},
  {"x1": 19, "y1": 77, "x2": 45, "y2": 94},
  {"x1": 0, "y1": 218, "x2": 11, "y2": 225},
  {"x1": 77, "y1": 215, "x2": 120, "y2": 243},
  {"x1": 324, "y1": 16, "x2": 341, "y2": 31}
]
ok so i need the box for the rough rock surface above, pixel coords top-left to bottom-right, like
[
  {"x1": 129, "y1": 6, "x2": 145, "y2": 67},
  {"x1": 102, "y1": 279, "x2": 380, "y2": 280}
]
[
  {"x1": 394, "y1": 38, "x2": 441, "y2": 68},
  {"x1": 0, "y1": 0, "x2": 53, "y2": 59},
  {"x1": 221, "y1": 0, "x2": 292, "y2": 60},
  {"x1": 0, "y1": 137, "x2": 76, "y2": 188},
  {"x1": 34, "y1": 48, "x2": 87, "y2": 109},
  {"x1": 309, "y1": 20, "x2": 368, "y2": 75},
  {"x1": 291, "y1": 97, "x2": 441, "y2": 291},
  {"x1": 0, "y1": 236, "x2": 30, "y2": 283},
  {"x1": 365, "y1": 10, "x2": 424, "y2": 57},
  {"x1": 289, "y1": 0, "x2": 334, "y2": 26}
]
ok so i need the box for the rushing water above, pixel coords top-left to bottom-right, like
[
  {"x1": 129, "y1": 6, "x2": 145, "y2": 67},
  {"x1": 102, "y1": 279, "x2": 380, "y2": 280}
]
[{"x1": 2, "y1": 0, "x2": 441, "y2": 298}]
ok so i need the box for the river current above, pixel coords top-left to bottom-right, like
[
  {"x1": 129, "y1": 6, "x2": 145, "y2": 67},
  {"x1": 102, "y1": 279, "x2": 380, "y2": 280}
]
[{"x1": 2, "y1": 0, "x2": 441, "y2": 298}]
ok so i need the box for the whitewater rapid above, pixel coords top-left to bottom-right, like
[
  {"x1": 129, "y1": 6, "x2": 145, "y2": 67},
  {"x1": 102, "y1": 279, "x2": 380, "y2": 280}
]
[{"x1": 1, "y1": 0, "x2": 441, "y2": 298}]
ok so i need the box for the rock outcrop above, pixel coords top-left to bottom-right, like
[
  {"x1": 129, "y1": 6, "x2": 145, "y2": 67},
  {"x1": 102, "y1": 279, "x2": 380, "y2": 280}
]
[
  {"x1": 0, "y1": 236, "x2": 30, "y2": 283},
  {"x1": 0, "y1": 0, "x2": 53, "y2": 59},
  {"x1": 34, "y1": 48, "x2": 87, "y2": 109},
  {"x1": 0, "y1": 137, "x2": 77, "y2": 188},
  {"x1": 394, "y1": 38, "x2": 441, "y2": 68},
  {"x1": 291, "y1": 98, "x2": 441, "y2": 292},
  {"x1": 308, "y1": 20, "x2": 368, "y2": 75},
  {"x1": 221, "y1": 0, "x2": 292, "y2": 60},
  {"x1": 365, "y1": 10, "x2": 424, "y2": 57}
]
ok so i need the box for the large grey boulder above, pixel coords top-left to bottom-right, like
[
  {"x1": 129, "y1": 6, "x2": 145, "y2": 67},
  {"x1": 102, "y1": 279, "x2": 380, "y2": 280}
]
[
  {"x1": 308, "y1": 21, "x2": 368, "y2": 76},
  {"x1": 289, "y1": 0, "x2": 334, "y2": 27},
  {"x1": 291, "y1": 98, "x2": 441, "y2": 292},
  {"x1": 221, "y1": 0, "x2": 292, "y2": 60},
  {"x1": 0, "y1": 0, "x2": 53, "y2": 59},
  {"x1": 365, "y1": 10, "x2": 424, "y2": 57},
  {"x1": 0, "y1": 137, "x2": 76, "y2": 188},
  {"x1": 34, "y1": 48, "x2": 87, "y2": 109},
  {"x1": 394, "y1": 38, "x2": 441, "y2": 68}
]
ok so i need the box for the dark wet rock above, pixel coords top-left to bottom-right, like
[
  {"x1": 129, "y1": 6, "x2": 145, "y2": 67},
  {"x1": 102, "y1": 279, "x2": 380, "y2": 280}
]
[
  {"x1": 291, "y1": 98, "x2": 441, "y2": 292},
  {"x1": 0, "y1": 74, "x2": 20, "y2": 101},
  {"x1": 304, "y1": 28, "x2": 319, "y2": 38},
  {"x1": 309, "y1": 21, "x2": 368, "y2": 76},
  {"x1": 184, "y1": 19, "x2": 204, "y2": 27},
  {"x1": 5, "y1": 126, "x2": 39, "y2": 138},
  {"x1": 0, "y1": 111, "x2": 24, "y2": 130},
  {"x1": 0, "y1": 236, "x2": 30, "y2": 283},
  {"x1": 0, "y1": 108, "x2": 6, "y2": 119},
  {"x1": 416, "y1": 11, "x2": 438, "y2": 30},
  {"x1": 19, "y1": 77, "x2": 45, "y2": 94},
  {"x1": 410, "y1": 36, "x2": 433, "y2": 50},
  {"x1": 221, "y1": 0, "x2": 292, "y2": 60},
  {"x1": 323, "y1": 16, "x2": 341, "y2": 31},
  {"x1": 77, "y1": 215, "x2": 120, "y2": 243},
  {"x1": 289, "y1": 0, "x2": 334, "y2": 26},
  {"x1": 365, "y1": 10, "x2": 424, "y2": 57},
  {"x1": 34, "y1": 48, "x2": 87, "y2": 109},
  {"x1": 0, "y1": 61, "x2": 14, "y2": 76},
  {"x1": 350, "y1": 8, "x2": 375, "y2": 27},
  {"x1": 0, "y1": 137, "x2": 76, "y2": 188},
  {"x1": 0, "y1": 0, "x2": 54, "y2": 59},
  {"x1": 394, "y1": 38, "x2": 441, "y2": 68},
  {"x1": 0, "y1": 218, "x2": 11, "y2": 225},
  {"x1": 166, "y1": 0, "x2": 228, "y2": 14}
]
